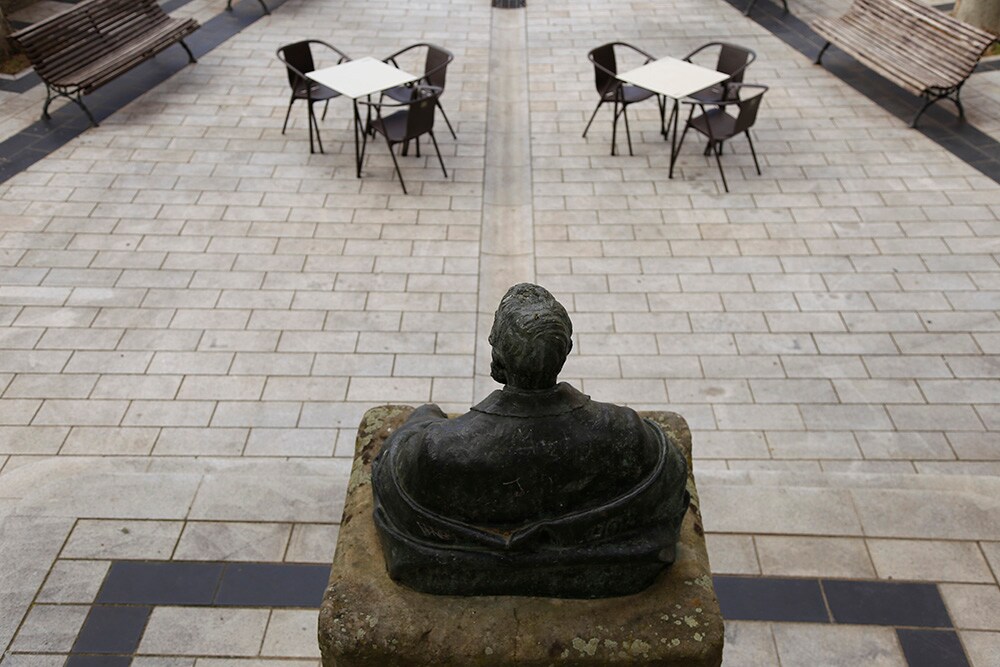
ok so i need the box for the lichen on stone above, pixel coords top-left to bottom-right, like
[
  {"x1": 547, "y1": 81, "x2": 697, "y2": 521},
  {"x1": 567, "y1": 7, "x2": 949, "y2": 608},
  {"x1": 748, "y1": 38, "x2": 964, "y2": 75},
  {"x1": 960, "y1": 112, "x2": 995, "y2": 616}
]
[{"x1": 571, "y1": 637, "x2": 599, "y2": 656}]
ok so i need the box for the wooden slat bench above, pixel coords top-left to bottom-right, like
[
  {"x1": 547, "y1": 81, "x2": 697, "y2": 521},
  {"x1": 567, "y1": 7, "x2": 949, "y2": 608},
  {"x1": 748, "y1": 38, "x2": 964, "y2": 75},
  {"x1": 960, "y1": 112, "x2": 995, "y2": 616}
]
[
  {"x1": 812, "y1": 0, "x2": 995, "y2": 127},
  {"x1": 10, "y1": 0, "x2": 200, "y2": 126}
]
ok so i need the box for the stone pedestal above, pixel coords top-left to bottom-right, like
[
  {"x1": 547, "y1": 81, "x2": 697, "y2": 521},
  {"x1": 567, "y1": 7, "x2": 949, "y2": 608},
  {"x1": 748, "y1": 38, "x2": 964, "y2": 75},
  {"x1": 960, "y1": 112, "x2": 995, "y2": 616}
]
[{"x1": 318, "y1": 406, "x2": 723, "y2": 667}]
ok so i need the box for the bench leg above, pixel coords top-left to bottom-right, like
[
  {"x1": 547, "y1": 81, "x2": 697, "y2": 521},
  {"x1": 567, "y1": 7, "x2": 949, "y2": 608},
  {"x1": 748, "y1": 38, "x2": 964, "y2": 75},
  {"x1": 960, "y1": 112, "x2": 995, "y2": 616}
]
[
  {"x1": 179, "y1": 40, "x2": 197, "y2": 64},
  {"x1": 814, "y1": 42, "x2": 830, "y2": 65},
  {"x1": 41, "y1": 85, "x2": 54, "y2": 120},
  {"x1": 42, "y1": 86, "x2": 98, "y2": 127},
  {"x1": 71, "y1": 93, "x2": 99, "y2": 128},
  {"x1": 911, "y1": 87, "x2": 963, "y2": 128}
]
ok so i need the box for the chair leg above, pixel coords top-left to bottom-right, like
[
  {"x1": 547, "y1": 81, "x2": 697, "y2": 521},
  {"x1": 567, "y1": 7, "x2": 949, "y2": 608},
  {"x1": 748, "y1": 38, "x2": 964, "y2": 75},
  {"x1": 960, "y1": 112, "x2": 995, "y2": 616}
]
[
  {"x1": 663, "y1": 102, "x2": 677, "y2": 141},
  {"x1": 307, "y1": 101, "x2": 323, "y2": 154},
  {"x1": 387, "y1": 140, "x2": 407, "y2": 194},
  {"x1": 622, "y1": 104, "x2": 634, "y2": 156},
  {"x1": 311, "y1": 103, "x2": 323, "y2": 153},
  {"x1": 745, "y1": 130, "x2": 761, "y2": 175},
  {"x1": 226, "y1": 0, "x2": 233, "y2": 10},
  {"x1": 582, "y1": 99, "x2": 605, "y2": 138},
  {"x1": 306, "y1": 101, "x2": 315, "y2": 154},
  {"x1": 282, "y1": 97, "x2": 295, "y2": 134},
  {"x1": 610, "y1": 99, "x2": 619, "y2": 156},
  {"x1": 322, "y1": 99, "x2": 329, "y2": 121},
  {"x1": 712, "y1": 141, "x2": 729, "y2": 193},
  {"x1": 429, "y1": 131, "x2": 447, "y2": 177},
  {"x1": 415, "y1": 136, "x2": 421, "y2": 158},
  {"x1": 676, "y1": 123, "x2": 691, "y2": 157},
  {"x1": 257, "y1": 0, "x2": 271, "y2": 14},
  {"x1": 436, "y1": 100, "x2": 458, "y2": 139},
  {"x1": 360, "y1": 120, "x2": 370, "y2": 167}
]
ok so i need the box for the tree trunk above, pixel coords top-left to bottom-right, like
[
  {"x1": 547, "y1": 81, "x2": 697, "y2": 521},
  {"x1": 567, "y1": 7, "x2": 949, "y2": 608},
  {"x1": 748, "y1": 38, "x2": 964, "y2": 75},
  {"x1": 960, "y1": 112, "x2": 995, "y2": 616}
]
[
  {"x1": 954, "y1": 0, "x2": 1000, "y2": 36},
  {"x1": 1, "y1": 7, "x2": 13, "y2": 61}
]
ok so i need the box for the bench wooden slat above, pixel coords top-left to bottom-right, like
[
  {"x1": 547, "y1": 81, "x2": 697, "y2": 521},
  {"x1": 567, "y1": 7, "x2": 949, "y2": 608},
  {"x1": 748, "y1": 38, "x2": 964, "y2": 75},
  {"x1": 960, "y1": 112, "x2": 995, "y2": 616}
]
[
  {"x1": 818, "y1": 15, "x2": 971, "y2": 89},
  {"x1": 9, "y1": 0, "x2": 200, "y2": 124},
  {"x1": 860, "y1": 0, "x2": 994, "y2": 44},
  {"x1": 812, "y1": 0, "x2": 993, "y2": 95},
  {"x1": 69, "y1": 20, "x2": 198, "y2": 92},
  {"x1": 851, "y1": 1, "x2": 988, "y2": 72}
]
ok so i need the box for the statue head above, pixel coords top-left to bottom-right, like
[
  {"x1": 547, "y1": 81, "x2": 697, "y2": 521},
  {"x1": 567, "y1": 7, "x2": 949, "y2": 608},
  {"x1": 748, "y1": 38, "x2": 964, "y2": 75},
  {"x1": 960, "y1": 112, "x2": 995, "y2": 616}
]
[{"x1": 488, "y1": 283, "x2": 573, "y2": 390}]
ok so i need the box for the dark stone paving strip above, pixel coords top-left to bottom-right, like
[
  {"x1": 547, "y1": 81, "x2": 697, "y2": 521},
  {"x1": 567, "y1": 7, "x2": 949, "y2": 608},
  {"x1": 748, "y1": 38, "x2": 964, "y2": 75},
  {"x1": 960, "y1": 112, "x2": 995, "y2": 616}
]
[
  {"x1": 823, "y1": 579, "x2": 953, "y2": 628},
  {"x1": 897, "y1": 629, "x2": 970, "y2": 667},
  {"x1": 713, "y1": 575, "x2": 830, "y2": 623},
  {"x1": 0, "y1": 0, "x2": 285, "y2": 185},
  {"x1": 95, "y1": 560, "x2": 330, "y2": 607},
  {"x1": 214, "y1": 562, "x2": 331, "y2": 607},
  {"x1": 72, "y1": 605, "x2": 152, "y2": 654},
  {"x1": 97, "y1": 561, "x2": 224, "y2": 605},
  {"x1": 724, "y1": 0, "x2": 1000, "y2": 185},
  {"x1": 80, "y1": 562, "x2": 969, "y2": 667},
  {"x1": 65, "y1": 656, "x2": 133, "y2": 667}
]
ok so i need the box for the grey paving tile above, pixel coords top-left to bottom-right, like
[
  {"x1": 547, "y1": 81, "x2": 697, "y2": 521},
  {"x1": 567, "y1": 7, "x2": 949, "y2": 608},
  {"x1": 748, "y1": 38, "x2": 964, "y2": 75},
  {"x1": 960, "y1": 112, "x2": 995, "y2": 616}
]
[
  {"x1": 174, "y1": 521, "x2": 291, "y2": 562},
  {"x1": 138, "y1": 607, "x2": 269, "y2": 656},
  {"x1": 62, "y1": 520, "x2": 183, "y2": 559},
  {"x1": 190, "y1": 473, "x2": 346, "y2": 523},
  {"x1": 868, "y1": 539, "x2": 994, "y2": 583},
  {"x1": 771, "y1": 623, "x2": 907, "y2": 667},
  {"x1": 9, "y1": 604, "x2": 89, "y2": 652},
  {"x1": 36, "y1": 559, "x2": 110, "y2": 603}
]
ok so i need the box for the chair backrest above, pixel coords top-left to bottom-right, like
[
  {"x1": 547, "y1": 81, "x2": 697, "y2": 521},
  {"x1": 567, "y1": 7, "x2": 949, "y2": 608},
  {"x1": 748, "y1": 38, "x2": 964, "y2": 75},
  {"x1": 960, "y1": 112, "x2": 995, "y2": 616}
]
[
  {"x1": 405, "y1": 89, "x2": 440, "y2": 139},
  {"x1": 733, "y1": 85, "x2": 767, "y2": 134},
  {"x1": 424, "y1": 45, "x2": 452, "y2": 90},
  {"x1": 717, "y1": 43, "x2": 754, "y2": 84},
  {"x1": 277, "y1": 41, "x2": 316, "y2": 90},
  {"x1": 589, "y1": 43, "x2": 618, "y2": 97}
]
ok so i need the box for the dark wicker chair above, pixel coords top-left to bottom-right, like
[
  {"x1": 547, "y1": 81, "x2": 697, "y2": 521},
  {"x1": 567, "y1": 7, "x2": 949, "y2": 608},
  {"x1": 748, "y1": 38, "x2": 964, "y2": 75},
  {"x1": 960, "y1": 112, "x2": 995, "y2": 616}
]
[
  {"x1": 681, "y1": 42, "x2": 756, "y2": 106},
  {"x1": 360, "y1": 88, "x2": 448, "y2": 194},
  {"x1": 583, "y1": 42, "x2": 665, "y2": 156},
  {"x1": 675, "y1": 83, "x2": 767, "y2": 193},
  {"x1": 381, "y1": 43, "x2": 457, "y2": 140},
  {"x1": 276, "y1": 40, "x2": 350, "y2": 154}
]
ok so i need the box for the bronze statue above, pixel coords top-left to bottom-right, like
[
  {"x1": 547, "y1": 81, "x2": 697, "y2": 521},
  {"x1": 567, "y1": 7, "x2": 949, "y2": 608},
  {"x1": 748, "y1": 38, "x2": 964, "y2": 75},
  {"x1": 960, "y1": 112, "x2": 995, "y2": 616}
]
[{"x1": 371, "y1": 283, "x2": 690, "y2": 598}]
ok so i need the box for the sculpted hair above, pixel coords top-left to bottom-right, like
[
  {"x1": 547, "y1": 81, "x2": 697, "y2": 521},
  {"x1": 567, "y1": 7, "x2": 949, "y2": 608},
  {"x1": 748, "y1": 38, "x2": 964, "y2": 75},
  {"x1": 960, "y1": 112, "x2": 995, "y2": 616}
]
[{"x1": 489, "y1": 283, "x2": 573, "y2": 389}]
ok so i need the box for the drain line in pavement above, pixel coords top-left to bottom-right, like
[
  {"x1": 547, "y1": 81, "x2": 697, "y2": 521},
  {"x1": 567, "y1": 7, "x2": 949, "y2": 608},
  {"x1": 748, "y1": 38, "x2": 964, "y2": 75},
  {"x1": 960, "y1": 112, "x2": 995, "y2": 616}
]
[{"x1": 474, "y1": 6, "x2": 536, "y2": 401}]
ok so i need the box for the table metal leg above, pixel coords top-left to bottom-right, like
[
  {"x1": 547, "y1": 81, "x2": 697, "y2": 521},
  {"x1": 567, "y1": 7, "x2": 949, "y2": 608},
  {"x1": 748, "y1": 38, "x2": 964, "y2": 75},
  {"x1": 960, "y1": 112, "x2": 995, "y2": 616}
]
[
  {"x1": 353, "y1": 100, "x2": 362, "y2": 178},
  {"x1": 668, "y1": 99, "x2": 681, "y2": 179}
]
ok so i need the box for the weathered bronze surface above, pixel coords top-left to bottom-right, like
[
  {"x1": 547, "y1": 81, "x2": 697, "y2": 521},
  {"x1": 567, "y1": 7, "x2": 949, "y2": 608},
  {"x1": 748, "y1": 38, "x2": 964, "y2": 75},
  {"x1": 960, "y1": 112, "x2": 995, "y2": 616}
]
[
  {"x1": 319, "y1": 406, "x2": 723, "y2": 666},
  {"x1": 371, "y1": 284, "x2": 691, "y2": 598}
]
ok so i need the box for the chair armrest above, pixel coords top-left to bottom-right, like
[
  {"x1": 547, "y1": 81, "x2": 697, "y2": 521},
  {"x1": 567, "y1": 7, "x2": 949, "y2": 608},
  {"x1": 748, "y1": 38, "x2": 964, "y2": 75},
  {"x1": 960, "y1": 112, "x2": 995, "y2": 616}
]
[{"x1": 694, "y1": 82, "x2": 767, "y2": 106}]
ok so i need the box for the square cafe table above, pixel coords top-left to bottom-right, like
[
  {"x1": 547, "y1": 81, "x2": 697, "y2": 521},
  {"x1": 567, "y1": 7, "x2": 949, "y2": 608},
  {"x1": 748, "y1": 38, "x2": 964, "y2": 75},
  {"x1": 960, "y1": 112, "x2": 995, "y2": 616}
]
[
  {"x1": 306, "y1": 57, "x2": 418, "y2": 177},
  {"x1": 617, "y1": 57, "x2": 729, "y2": 178}
]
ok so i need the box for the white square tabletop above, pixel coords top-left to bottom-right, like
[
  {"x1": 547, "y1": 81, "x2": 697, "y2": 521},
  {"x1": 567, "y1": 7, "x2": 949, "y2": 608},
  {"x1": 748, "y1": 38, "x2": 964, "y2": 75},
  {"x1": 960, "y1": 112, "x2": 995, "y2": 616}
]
[
  {"x1": 306, "y1": 57, "x2": 418, "y2": 100},
  {"x1": 617, "y1": 56, "x2": 729, "y2": 100}
]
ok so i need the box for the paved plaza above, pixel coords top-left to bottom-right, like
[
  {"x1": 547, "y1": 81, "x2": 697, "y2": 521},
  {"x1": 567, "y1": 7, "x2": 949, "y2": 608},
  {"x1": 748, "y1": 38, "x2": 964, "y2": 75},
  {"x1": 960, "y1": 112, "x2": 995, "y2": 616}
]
[{"x1": 0, "y1": 0, "x2": 999, "y2": 663}]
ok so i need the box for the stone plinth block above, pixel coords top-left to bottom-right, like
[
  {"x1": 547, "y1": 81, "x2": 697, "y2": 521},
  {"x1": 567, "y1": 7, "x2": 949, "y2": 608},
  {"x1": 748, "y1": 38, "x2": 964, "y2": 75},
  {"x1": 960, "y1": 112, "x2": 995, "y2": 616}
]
[{"x1": 318, "y1": 405, "x2": 723, "y2": 666}]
